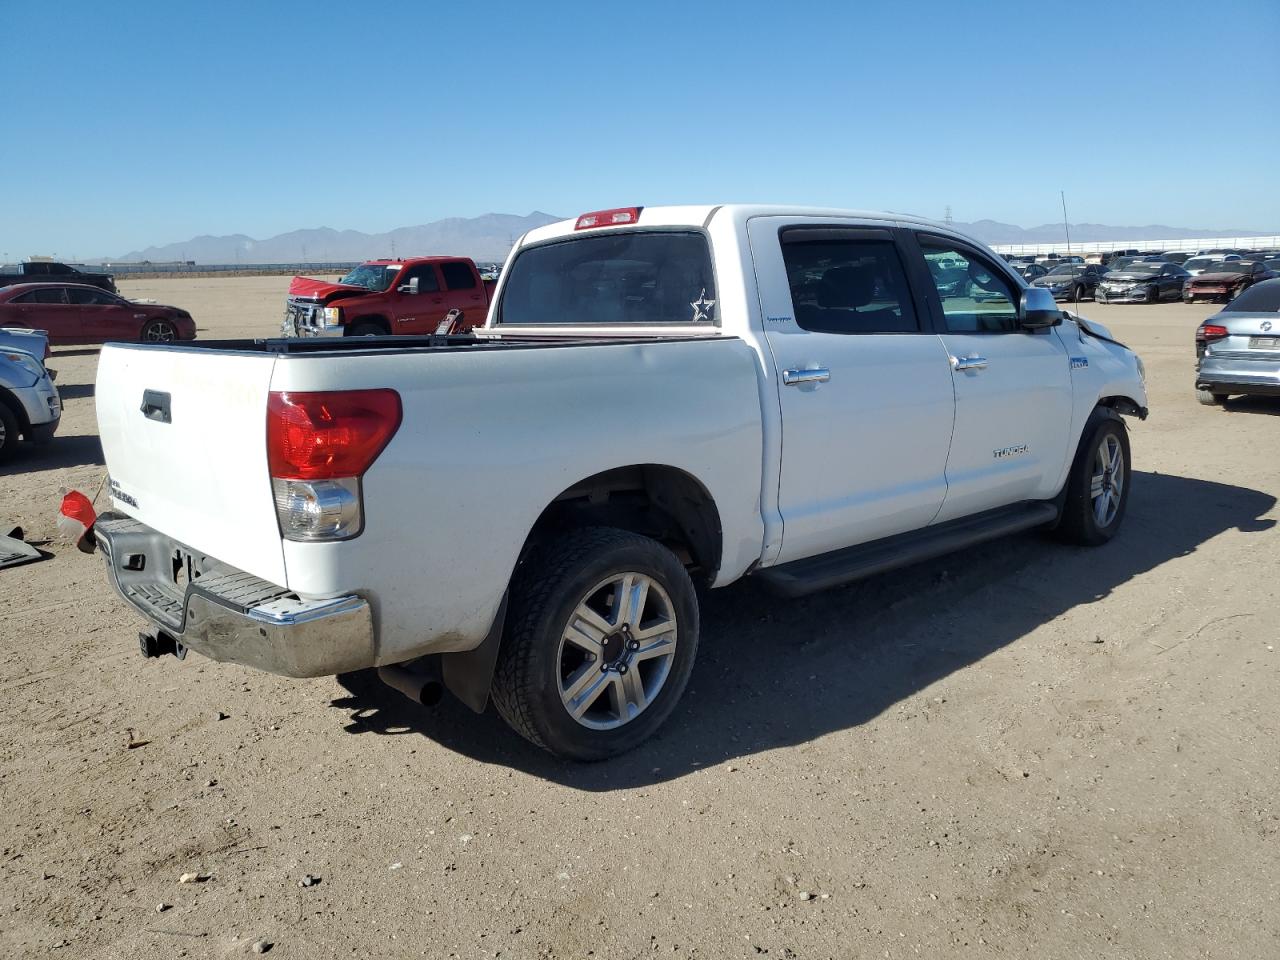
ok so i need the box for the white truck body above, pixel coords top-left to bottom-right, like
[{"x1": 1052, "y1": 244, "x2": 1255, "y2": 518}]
[{"x1": 94, "y1": 205, "x2": 1147, "y2": 752}]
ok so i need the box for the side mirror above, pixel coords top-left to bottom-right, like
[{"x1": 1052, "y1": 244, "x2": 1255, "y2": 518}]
[
  {"x1": 397, "y1": 277, "x2": 419, "y2": 295},
  {"x1": 1019, "y1": 287, "x2": 1062, "y2": 329}
]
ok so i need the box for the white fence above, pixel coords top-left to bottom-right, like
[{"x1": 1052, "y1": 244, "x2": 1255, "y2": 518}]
[{"x1": 990, "y1": 236, "x2": 1280, "y2": 256}]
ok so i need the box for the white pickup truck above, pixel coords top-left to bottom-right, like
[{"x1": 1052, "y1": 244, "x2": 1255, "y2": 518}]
[{"x1": 94, "y1": 205, "x2": 1148, "y2": 760}]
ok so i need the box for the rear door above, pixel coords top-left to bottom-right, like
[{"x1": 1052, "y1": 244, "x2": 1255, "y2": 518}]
[
  {"x1": 909, "y1": 232, "x2": 1073, "y2": 522},
  {"x1": 10, "y1": 287, "x2": 80, "y2": 342},
  {"x1": 438, "y1": 261, "x2": 486, "y2": 330},
  {"x1": 748, "y1": 218, "x2": 956, "y2": 563},
  {"x1": 96, "y1": 344, "x2": 287, "y2": 585}
]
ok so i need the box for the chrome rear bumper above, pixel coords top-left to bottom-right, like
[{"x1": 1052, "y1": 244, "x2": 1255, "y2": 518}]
[{"x1": 95, "y1": 513, "x2": 375, "y2": 677}]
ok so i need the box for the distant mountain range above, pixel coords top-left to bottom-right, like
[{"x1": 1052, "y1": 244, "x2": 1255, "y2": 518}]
[
  {"x1": 96, "y1": 212, "x2": 1275, "y2": 265},
  {"x1": 103, "y1": 212, "x2": 562, "y2": 265}
]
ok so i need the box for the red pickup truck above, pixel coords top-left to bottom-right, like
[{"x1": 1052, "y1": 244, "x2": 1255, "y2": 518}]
[{"x1": 283, "y1": 257, "x2": 496, "y2": 337}]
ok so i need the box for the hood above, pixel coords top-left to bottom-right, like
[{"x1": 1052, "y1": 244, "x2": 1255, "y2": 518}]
[
  {"x1": 1191, "y1": 272, "x2": 1246, "y2": 283},
  {"x1": 288, "y1": 275, "x2": 371, "y2": 301}
]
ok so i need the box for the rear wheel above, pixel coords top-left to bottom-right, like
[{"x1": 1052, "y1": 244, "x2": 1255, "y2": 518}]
[
  {"x1": 492, "y1": 527, "x2": 699, "y2": 761},
  {"x1": 0, "y1": 404, "x2": 19, "y2": 463},
  {"x1": 1056, "y1": 412, "x2": 1131, "y2": 546},
  {"x1": 1197, "y1": 388, "x2": 1228, "y2": 406},
  {"x1": 141, "y1": 318, "x2": 177, "y2": 342}
]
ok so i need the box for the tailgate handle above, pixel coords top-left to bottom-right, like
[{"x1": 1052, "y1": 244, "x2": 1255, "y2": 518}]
[{"x1": 140, "y1": 389, "x2": 172, "y2": 424}]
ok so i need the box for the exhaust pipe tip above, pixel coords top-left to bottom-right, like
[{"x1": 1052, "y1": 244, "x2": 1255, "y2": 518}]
[{"x1": 377, "y1": 662, "x2": 444, "y2": 707}]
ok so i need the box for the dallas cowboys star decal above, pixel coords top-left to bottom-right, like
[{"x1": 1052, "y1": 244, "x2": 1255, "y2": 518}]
[{"x1": 690, "y1": 289, "x2": 716, "y2": 322}]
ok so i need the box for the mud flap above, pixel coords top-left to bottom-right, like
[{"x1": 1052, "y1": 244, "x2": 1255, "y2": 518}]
[{"x1": 441, "y1": 592, "x2": 508, "y2": 713}]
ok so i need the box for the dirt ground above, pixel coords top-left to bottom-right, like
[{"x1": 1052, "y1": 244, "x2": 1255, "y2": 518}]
[{"x1": 1, "y1": 276, "x2": 1276, "y2": 960}]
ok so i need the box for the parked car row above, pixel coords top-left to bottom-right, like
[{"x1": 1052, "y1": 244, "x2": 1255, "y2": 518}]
[{"x1": 1009, "y1": 253, "x2": 1279, "y2": 305}]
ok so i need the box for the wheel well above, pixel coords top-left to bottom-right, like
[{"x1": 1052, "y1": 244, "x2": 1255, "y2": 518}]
[
  {"x1": 1098, "y1": 395, "x2": 1148, "y2": 420},
  {"x1": 0, "y1": 386, "x2": 30, "y2": 432},
  {"x1": 344, "y1": 315, "x2": 390, "y2": 335},
  {"x1": 522, "y1": 465, "x2": 723, "y2": 583}
]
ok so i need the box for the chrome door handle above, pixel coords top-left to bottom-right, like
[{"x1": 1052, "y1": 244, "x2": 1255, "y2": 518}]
[
  {"x1": 951, "y1": 355, "x2": 989, "y2": 371},
  {"x1": 782, "y1": 367, "x2": 831, "y2": 385}
]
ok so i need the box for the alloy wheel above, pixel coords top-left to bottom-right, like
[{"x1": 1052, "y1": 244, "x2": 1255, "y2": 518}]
[
  {"x1": 1089, "y1": 434, "x2": 1125, "y2": 527},
  {"x1": 555, "y1": 572, "x2": 678, "y2": 730},
  {"x1": 144, "y1": 320, "x2": 176, "y2": 342}
]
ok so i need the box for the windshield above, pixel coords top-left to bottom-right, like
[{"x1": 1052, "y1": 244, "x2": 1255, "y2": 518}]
[
  {"x1": 1201, "y1": 262, "x2": 1246, "y2": 275},
  {"x1": 1117, "y1": 264, "x2": 1161, "y2": 276},
  {"x1": 338, "y1": 263, "x2": 400, "y2": 291},
  {"x1": 499, "y1": 231, "x2": 716, "y2": 325},
  {"x1": 1046, "y1": 265, "x2": 1086, "y2": 278},
  {"x1": 1185, "y1": 258, "x2": 1220, "y2": 271}
]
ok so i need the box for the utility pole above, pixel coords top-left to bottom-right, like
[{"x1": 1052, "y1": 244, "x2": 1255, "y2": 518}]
[{"x1": 943, "y1": 205, "x2": 953, "y2": 226}]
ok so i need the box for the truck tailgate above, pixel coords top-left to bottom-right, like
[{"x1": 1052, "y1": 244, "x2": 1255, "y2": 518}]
[{"x1": 96, "y1": 344, "x2": 287, "y2": 586}]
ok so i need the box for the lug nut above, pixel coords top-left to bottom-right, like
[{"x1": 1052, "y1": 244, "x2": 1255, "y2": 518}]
[
  {"x1": 628, "y1": 640, "x2": 640, "y2": 651},
  {"x1": 617, "y1": 663, "x2": 628, "y2": 674}
]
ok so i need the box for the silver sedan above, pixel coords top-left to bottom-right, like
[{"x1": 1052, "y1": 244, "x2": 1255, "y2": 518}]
[{"x1": 1195, "y1": 278, "x2": 1280, "y2": 405}]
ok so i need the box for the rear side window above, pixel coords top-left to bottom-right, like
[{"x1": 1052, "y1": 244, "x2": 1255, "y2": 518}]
[
  {"x1": 440, "y1": 261, "x2": 476, "y2": 290},
  {"x1": 781, "y1": 238, "x2": 919, "y2": 334},
  {"x1": 499, "y1": 232, "x2": 716, "y2": 325},
  {"x1": 18, "y1": 287, "x2": 70, "y2": 304},
  {"x1": 1223, "y1": 281, "x2": 1280, "y2": 313}
]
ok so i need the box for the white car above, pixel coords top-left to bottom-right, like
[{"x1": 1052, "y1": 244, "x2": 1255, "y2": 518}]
[{"x1": 93, "y1": 205, "x2": 1149, "y2": 759}]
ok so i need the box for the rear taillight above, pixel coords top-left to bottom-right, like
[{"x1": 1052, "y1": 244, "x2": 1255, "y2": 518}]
[
  {"x1": 575, "y1": 207, "x2": 643, "y2": 230},
  {"x1": 1196, "y1": 324, "x2": 1229, "y2": 343},
  {"x1": 267, "y1": 390, "x2": 401, "y2": 541}
]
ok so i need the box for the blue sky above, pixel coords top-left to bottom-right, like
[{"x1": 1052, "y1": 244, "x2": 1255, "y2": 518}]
[{"x1": 2, "y1": 0, "x2": 1277, "y2": 258}]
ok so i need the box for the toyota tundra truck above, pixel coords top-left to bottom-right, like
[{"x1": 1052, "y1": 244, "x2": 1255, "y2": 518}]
[
  {"x1": 94, "y1": 205, "x2": 1148, "y2": 760},
  {"x1": 284, "y1": 256, "x2": 496, "y2": 337}
]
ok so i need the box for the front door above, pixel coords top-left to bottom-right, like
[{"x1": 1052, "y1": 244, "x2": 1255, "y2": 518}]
[
  {"x1": 71, "y1": 287, "x2": 142, "y2": 341},
  {"x1": 748, "y1": 218, "x2": 957, "y2": 564},
  {"x1": 911, "y1": 233, "x2": 1073, "y2": 523},
  {"x1": 390, "y1": 263, "x2": 444, "y2": 333}
]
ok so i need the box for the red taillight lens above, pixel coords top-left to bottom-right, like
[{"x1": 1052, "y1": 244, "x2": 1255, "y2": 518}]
[
  {"x1": 1196, "y1": 324, "x2": 1229, "y2": 342},
  {"x1": 267, "y1": 390, "x2": 402, "y2": 480},
  {"x1": 575, "y1": 206, "x2": 643, "y2": 230}
]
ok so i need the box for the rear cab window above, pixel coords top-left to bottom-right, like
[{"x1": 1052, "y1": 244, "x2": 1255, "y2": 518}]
[
  {"x1": 440, "y1": 261, "x2": 477, "y2": 290},
  {"x1": 497, "y1": 231, "x2": 716, "y2": 326}
]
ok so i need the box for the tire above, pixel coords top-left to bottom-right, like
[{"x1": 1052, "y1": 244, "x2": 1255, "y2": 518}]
[
  {"x1": 347, "y1": 321, "x2": 387, "y2": 337},
  {"x1": 0, "y1": 403, "x2": 19, "y2": 463},
  {"x1": 1145, "y1": 285, "x2": 1158, "y2": 304},
  {"x1": 141, "y1": 318, "x2": 177, "y2": 342},
  {"x1": 1055, "y1": 411, "x2": 1131, "y2": 546},
  {"x1": 1196, "y1": 388, "x2": 1228, "y2": 406},
  {"x1": 492, "y1": 527, "x2": 699, "y2": 761}
]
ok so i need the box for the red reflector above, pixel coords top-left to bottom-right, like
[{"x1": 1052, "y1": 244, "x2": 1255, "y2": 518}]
[
  {"x1": 1196, "y1": 324, "x2": 1229, "y2": 342},
  {"x1": 267, "y1": 390, "x2": 402, "y2": 480},
  {"x1": 575, "y1": 206, "x2": 643, "y2": 230}
]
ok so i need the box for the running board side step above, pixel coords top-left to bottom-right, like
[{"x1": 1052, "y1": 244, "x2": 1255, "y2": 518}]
[{"x1": 753, "y1": 501, "x2": 1060, "y2": 598}]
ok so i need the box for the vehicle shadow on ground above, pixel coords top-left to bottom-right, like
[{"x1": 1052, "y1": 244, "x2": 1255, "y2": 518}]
[
  {"x1": 331, "y1": 471, "x2": 1275, "y2": 789},
  {"x1": 4, "y1": 435, "x2": 106, "y2": 473},
  {"x1": 53, "y1": 382, "x2": 95, "y2": 400},
  {"x1": 50, "y1": 348, "x2": 101, "y2": 358},
  {"x1": 1223, "y1": 396, "x2": 1280, "y2": 417}
]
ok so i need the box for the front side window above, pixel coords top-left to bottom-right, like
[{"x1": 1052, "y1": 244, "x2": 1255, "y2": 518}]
[
  {"x1": 499, "y1": 231, "x2": 715, "y2": 325},
  {"x1": 67, "y1": 287, "x2": 118, "y2": 305},
  {"x1": 781, "y1": 237, "x2": 919, "y2": 334},
  {"x1": 919, "y1": 240, "x2": 1019, "y2": 333},
  {"x1": 399, "y1": 264, "x2": 440, "y2": 293}
]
